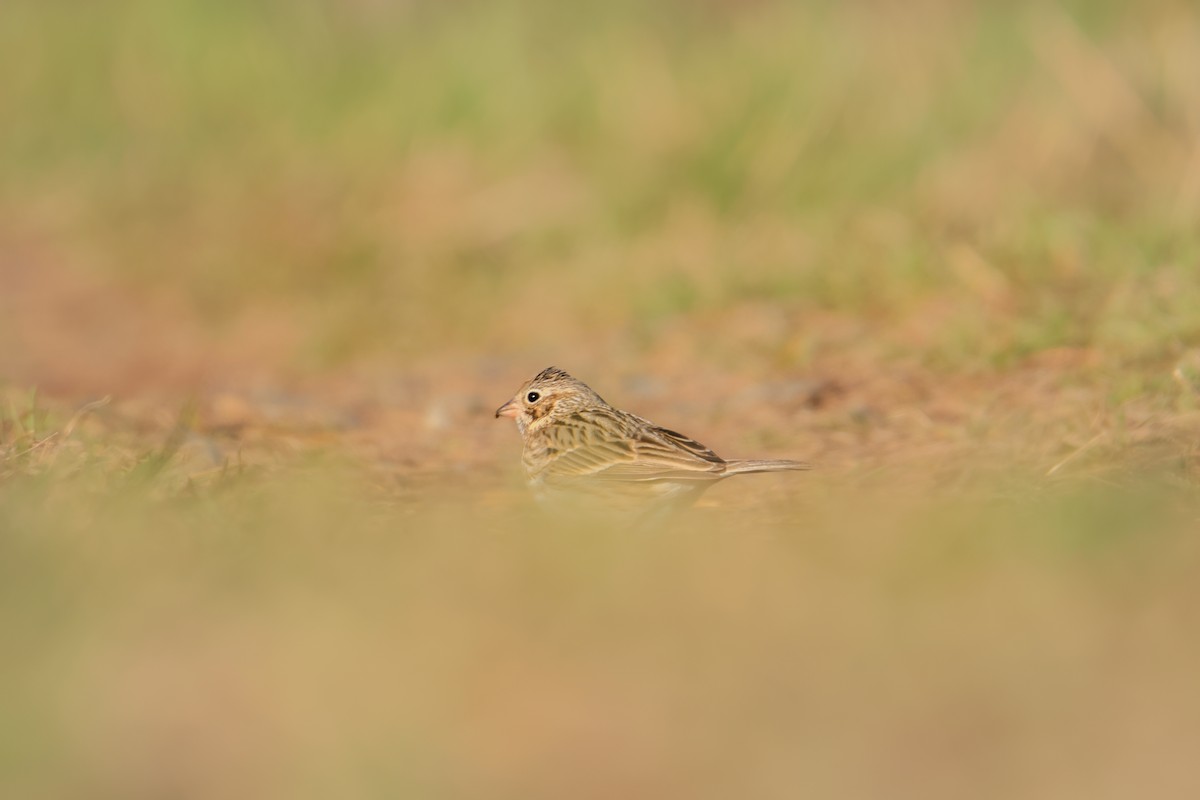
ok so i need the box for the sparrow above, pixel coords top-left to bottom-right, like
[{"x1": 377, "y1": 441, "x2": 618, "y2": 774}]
[{"x1": 495, "y1": 367, "x2": 810, "y2": 514}]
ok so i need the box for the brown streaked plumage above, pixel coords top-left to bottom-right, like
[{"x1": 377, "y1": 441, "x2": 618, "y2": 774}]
[{"x1": 495, "y1": 367, "x2": 811, "y2": 514}]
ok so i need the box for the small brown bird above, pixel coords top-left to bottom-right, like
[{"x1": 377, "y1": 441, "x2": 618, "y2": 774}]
[{"x1": 495, "y1": 367, "x2": 810, "y2": 515}]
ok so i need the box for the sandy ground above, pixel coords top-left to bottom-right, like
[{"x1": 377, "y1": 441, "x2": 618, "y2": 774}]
[{"x1": 4, "y1": 252, "x2": 1195, "y2": 506}]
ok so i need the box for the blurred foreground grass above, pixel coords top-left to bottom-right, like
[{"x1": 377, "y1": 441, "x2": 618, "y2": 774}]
[
  {"x1": 2, "y1": 450, "x2": 1199, "y2": 798},
  {"x1": 4, "y1": 375, "x2": 1200, "y2": 797},
  {"x1": 3, "y1": 0, "x2": 1200, "y2": 796}
]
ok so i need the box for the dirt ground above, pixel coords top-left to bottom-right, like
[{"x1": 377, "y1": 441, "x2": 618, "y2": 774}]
[{"x1": 8, "y1": 252, "x2": 1191, "y2": 501}]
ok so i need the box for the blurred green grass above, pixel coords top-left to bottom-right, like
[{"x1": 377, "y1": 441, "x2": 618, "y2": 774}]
[{"x1": 2, "y1": 0, "x2": 1198, "y2": 364}]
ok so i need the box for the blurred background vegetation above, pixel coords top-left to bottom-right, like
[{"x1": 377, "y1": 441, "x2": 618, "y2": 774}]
[
  {"x1": 2, "y1": 0, "x2": 1200, "y2": 797},
  {"x1": 3, "y1": 0, "x2": 1199, "y2": 369}
]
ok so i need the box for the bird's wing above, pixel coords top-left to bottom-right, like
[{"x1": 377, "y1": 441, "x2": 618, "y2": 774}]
[{"x1": 532, "y1": 408, "x2": 726, "y2": 485}]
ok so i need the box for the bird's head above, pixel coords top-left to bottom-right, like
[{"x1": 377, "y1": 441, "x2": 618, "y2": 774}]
[{"x1": 495, "y1": 367, "x2": 606, "y2": 435}]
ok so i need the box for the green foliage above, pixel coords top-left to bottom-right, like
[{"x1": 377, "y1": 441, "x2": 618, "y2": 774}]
[{"x1": 2, "y1": 0, "x2": 1195, "y2": 361}]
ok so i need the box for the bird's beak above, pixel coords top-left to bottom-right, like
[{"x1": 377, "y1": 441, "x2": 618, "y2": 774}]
[{"x1": 495, "y1": 398, "x2": 519, "y2": 419}]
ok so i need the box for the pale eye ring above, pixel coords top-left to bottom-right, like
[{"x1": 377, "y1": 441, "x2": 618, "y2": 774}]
[{"x1": 526, "y1": 391, "x2": 540, "y2": 403}]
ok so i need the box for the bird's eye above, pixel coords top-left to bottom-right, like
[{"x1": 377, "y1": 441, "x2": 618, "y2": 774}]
[{"x1": 526, "y1": 391, "x2": 540, "y2": 403}]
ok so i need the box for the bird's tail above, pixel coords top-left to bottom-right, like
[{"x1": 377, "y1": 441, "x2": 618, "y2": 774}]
[{"x1": 723, "y1": 459, "x2": 812, "y2": 476}]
